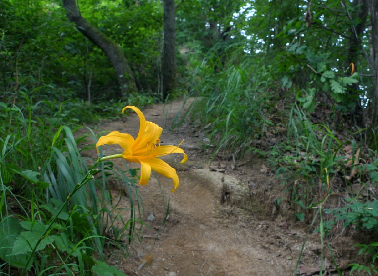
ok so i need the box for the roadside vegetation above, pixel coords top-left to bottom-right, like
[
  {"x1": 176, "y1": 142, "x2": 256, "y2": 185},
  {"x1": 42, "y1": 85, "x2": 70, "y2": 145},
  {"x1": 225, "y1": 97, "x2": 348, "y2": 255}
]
[{"x1": 1, "y1": 0, "x2": 378, "y2": 275}]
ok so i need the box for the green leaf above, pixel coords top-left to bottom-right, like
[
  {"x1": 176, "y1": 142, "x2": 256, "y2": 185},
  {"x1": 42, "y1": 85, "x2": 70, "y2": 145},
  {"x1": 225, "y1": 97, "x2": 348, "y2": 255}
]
[
  {"x1": 296, "y1": 45, "x2": 307, "y2": 54},
  {"x1": 17, "y1": 170, "x2": 40, "y2": 183},
  {"x1": 303, "y1": 97, "x2": 317, "y2": 112},
  {"x1": 52, "y1": 126, "x2": 64, "y2": 147},
  {"x1": 54, "y1": 233, "x2": 72, "y2": 253},
  {"x1": 296, "y1": 200, "x2": 306, "y2": 209},
  {"x1": 11, "y1": 221, "x2": 54, "y2": 255},
  {"x1": 322, "y1": 70, "x2": 335, "y2": 79},
  {"x1": 11, "y1": 169, "x2": 49, "y2": 189},
  {"x1": 41, "y1": 199, "x2": 69, "y2": 220},
  {"x1": 295, "y1": 21, "x2": 301, "y2": 30},
  {"x1": 370, "y1": 172, "x2": 378, "y2": 183},
  {"x1": 342, "y1": 76, "x2": 358, "y2": 86},
  {"x1": 322, "y1": 81, "x2": 330, "y2": 92},
  {"x1": 92, "y1": 260, "x2": 128, "y2": 276},
  {"x1": 330, "y1": 80, "x2": 345, "y2": 94},
  {"x1": 317, "y1": 62, "x2": 327, "y2": 73},
  {"x1": 0, "y1": 190, "x2": 4, "y2": 213},
  {"x1": 11, "y1": 232, "x2": 54, "y2": 255},
  {"x1": 19, "y1": 221, "x2": 34, "y2": 231},
  {"x1": 295, "y1": 212, "x2": 305, "y2": 221},
  {"x1": 1, "y1": 165, "x2": 13, "y2": 185},
  {"x1": 330, "y1": 91, "x2": 344, "y2": 102},
  {"x1": 281, "y1": 75, "x2": 292, "y2": 89},
  {"x1": 0, "y1": 217, "x2": 32, "y2": 269}
]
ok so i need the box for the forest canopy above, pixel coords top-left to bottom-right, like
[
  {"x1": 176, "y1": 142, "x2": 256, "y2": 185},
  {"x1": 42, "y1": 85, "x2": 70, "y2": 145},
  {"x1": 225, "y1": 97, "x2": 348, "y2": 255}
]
[
  {"x1": 2, "y1": 0, "x2": 378, "y2": 274},
  {"x1": 1, "y1": 0, "x2": 377, "y2": 126}
]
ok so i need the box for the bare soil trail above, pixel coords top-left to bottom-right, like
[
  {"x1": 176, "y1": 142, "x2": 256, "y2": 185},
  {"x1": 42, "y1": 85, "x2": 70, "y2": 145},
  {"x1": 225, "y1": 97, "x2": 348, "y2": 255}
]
[{"x1": 90, "y1": 98, "x2": 353, "y2": 276}]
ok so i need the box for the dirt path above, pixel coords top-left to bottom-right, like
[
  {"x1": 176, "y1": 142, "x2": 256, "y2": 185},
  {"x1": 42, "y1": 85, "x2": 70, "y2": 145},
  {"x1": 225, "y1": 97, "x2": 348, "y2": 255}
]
[{"x1": 92, "y1": 98, "x2": 332, "y2": 276}]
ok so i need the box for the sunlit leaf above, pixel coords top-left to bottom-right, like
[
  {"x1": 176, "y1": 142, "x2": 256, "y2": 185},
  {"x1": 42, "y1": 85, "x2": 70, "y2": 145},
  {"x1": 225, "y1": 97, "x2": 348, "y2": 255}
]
[
  {"x1": 92, "y1": 260, "x2": 128, "y2": 276},
  {"x1": 322, "y1": 70, "x2": 335, "y2": 79},
  {"x1": 330, "y1": 80, "x2": 345, "y2": 94},
  {"x1": 342, "y1": 76, "x2": 358, "y2": 86}
]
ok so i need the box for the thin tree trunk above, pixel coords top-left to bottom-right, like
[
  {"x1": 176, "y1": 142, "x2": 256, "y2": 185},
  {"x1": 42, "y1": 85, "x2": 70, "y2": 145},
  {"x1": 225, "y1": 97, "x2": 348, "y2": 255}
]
[
  {"x1": 345, "y1": 0, "x2": 368, "y2": 126},
  {"x1": 368, "y1": 0, "x2": 378, "y2": 148},
  {"x1": 62, "y1": 0, "x2": 137, "y2": 97},
  {"x1": 162, "y1": 0, "x2": 176, "y2": 100}
]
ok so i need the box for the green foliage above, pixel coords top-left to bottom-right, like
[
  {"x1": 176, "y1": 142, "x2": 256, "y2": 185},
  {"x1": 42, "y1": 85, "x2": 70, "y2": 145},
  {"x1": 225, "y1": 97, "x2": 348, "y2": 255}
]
[
  {"x1": 177, "y1": 0, "x2": 246, "y2": 49},
  {"x1": 326, "y1": 200, "x2": 378, "y2": 231},
  {"x1": 1, "y1": 0, "x2": 166, "y2": 104},
  {"x1": 270, "y1": 105, "x2": 360, "y2": 223},
  {"x1": 0, "y1": 217, "x2": 31, "y2": 270},
  {"x1": 92, "y1": 260, "x2": 127, "y2": 276},
  {"x1": 325, "y1": 198, "x2": 378, "y2": 275},
  {"x1": 187, "y1": 58, "x2": 274, "y2": 157},
  {"x1": 2, "y1": 0, "x2": 378, "y2": 273},
  {"x1": 350, "y1": 243, "x2": 378, "y2": 276},
  {"x1": 176, "y1": 0, "x2": 378, "y2": 273},
  {"x1": 0, "y1": 101, "x2": 141, "y2": 275},
  {"x1": 364, "y1": 157, "x2": 378, "y2": 185}
]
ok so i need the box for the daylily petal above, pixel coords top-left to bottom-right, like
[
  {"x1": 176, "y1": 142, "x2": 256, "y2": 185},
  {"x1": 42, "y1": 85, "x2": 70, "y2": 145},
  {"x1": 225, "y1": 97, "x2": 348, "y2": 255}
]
[
  {"x1": 139, "y1": 160, "x2": 152, "y2": 185},
  {"x1": 96, "y1": 131, "x2": 134, "y2": 156},
  {"x1": 98, "y1": 105, "x2": 187, "y2": 192},
  {"x1": 147, "y1": 158, "x2": 180, "y2": 192},
  {"x1": 156, "y1": 145, "x2": 188, "y2": 164},
  {"x1": 122, "y1": 106, "x2": 146, "y2": 140},
  {"x1": 133, "y1": 121, "x2": 162, "y2": 155}
]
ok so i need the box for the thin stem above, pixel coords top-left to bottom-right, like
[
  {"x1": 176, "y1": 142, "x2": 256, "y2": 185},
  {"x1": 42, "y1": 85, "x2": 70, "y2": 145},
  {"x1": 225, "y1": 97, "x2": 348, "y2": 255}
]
[{"x1": 21, "y1": 159, "x2": 101, "y2": 276}]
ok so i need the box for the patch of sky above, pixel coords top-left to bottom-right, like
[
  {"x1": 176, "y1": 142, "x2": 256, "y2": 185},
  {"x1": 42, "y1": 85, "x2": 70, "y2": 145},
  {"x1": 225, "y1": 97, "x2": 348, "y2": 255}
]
[
  {"x1": 232, "y1": 2, "x2": 260, "y2": 53},
  {"x1": 258, "y1": 39, "x2": 265, "y2": 44},
  {"x1": 233, "y1": 3, "x2": 255, "y2": 19},
  {"x1": 360, "y1": 87, "x2": 369, "y2": 108}
]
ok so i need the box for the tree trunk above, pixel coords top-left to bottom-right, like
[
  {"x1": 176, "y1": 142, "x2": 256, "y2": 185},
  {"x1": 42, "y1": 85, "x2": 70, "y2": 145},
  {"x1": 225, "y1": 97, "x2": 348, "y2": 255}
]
[
  {"x1": 346, "y1": 0, "x2": 368, "y2": 126},
  {"x1": 368, "y1": 0, "x2": 378, "y2": 148},
  {"x1": 62, "y1": 0, "x2": 137, "y2": 98},
  {"x1": 162, "y1": 0, "x2": 176, "y2": 100}
]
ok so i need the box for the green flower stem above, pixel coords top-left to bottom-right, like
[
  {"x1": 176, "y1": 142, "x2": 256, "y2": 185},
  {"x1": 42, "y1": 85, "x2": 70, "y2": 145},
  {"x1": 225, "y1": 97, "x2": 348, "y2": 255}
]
[
  {"x1": 21, "y1": 159, "x2": 102, "y2": 276},
  {"x1": 99, "y1": 153, "x2": 123, "y2": 161}
]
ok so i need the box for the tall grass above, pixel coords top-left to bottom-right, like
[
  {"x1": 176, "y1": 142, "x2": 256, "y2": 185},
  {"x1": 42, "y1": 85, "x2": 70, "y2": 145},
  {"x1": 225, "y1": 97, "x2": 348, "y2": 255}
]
[
  {"x1": 186, "y1": 58, "x2": 275, "y2": 158},
  {"x1": 0, "y1": 98, "x2": 141, "y2": 275},
  {"x1": 184, "y1": 47, "x2": 378, "y2": 272}
]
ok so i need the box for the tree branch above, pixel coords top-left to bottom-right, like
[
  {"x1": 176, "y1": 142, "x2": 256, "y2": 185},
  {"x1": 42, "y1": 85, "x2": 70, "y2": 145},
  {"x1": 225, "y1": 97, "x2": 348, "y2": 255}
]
[{"x1": 312, "y1": 20, "x2": 353, "y2": 40}]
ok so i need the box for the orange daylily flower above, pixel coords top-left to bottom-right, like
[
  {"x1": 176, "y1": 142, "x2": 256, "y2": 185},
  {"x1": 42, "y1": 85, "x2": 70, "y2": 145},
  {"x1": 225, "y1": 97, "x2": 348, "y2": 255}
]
[
  {"x1": 350, "y1": 63, "x2": 355, "y2": 75},
  {"x1": 96, "y1": 106, "x2": 188, "y2": 192}
]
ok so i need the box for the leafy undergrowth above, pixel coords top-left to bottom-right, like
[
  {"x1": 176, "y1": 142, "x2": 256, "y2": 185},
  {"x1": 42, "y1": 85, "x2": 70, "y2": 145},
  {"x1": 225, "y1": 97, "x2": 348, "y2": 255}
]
[
  {"x1": 183, "y1": 78, "x2": 378, "y2": 274},
  {"x1": 0, "y1": 100, "x2": 146, "y2": 275}
]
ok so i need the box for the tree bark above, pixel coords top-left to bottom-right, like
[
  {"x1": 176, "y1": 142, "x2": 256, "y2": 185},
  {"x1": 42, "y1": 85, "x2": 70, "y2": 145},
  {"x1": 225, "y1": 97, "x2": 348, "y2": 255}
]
[
  {"x1": 162, "y1": 0, "x2": 176, "y2": 100},
  {"x1": 346, "y1": 0, "x2": 368, "y2": 126},
  {"x1": 368, "y1": 0, "x2": 378, "y2": 148},
  {"x1": 62, "y1": 0, "x2": 137, "y2": 97}
]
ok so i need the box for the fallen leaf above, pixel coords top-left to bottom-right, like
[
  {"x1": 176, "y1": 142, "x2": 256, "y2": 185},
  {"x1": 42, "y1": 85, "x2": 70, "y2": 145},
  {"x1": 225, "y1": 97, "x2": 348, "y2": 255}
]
[
  {"x1": 297, "y1": 264, "x2": 319, "y2": 275},
  {"x1": 260, "y1": 164, "x2": 269, "y2": 173},
  {"x1": 350, "y1": 149, "x2": 360, "y2": 177}
]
